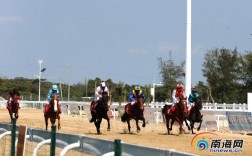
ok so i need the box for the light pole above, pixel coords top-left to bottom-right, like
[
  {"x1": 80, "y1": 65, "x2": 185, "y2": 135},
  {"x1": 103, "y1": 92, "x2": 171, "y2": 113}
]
[
  {"x1": 152, "y1": 82, "x2": 163, "y2": 103},
  {"x1": 185, "y1": 0, "x2": 192, "y2": 96},
  {"x1": 35, "y1": 59, "x2": 46, "y2": 101}
]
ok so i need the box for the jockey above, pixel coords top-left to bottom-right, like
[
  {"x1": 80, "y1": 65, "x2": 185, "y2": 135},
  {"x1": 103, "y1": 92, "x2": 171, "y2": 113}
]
[
  {"x1": 7, "y1": 88, "x2": 21, "y2": 110},
  {"x1": 188, "y1": 87, "x2": 200, "y2": 109},
  {"x1": 94, "y1": 81, "x2": 110, "y2": 102},
  {"x1": 45, "y1": 85, "x2": 61, "y2": 113},
  {"x1": 129, "y1": 85, "x2": 146, "y2": 105},
  {"x1": 90, "y1": 81, "x2": 110, "y2": 123},
  {"x1": 47, "y1": 85, "x2": 60, "y2": 101},
  {"x1": 188, "y1": 87, "x2": 202, "y2": 117},
  {"x1": 169, "y1": 83, "x2": 186, "y2": 115}
]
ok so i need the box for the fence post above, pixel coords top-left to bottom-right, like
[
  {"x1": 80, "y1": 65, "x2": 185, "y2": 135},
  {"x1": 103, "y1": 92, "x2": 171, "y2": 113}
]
[
  {"x1": 114, "y1": 139, "x2": 121, "y2": 156},
  {"x1": 214, "y1": 103, "x2": 217, "y2": 111},
  {"x1": 11, "y1": 118, "x2": 17, "y2": 156},
  {"x1": 50, "y1": 125, "x2": 57, "y2": 156},
  {"x1": 243, "y1": 103, "x2": 246, "y2": 111}
]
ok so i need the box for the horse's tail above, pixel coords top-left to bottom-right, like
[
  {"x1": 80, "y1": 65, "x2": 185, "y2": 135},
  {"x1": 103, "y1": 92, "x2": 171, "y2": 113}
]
[
  {"x1": 121, "y1": 113, "x2": 127, "y2": 122},
  {"x1": 161, "y1": 104, "x2": 170, "y2": 123}
]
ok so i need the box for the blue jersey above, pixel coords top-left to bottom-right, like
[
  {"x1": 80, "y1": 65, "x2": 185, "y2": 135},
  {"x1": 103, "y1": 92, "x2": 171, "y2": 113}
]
[
  {"x1": 47, "y1": 89, "x2": 60, "y2": 101},
  {"x1": 188, "y1": 93, "x2": 200, "y2": 103},
  {"x1": 129, "y1": 90, "x2": 146, "y2": 102}
]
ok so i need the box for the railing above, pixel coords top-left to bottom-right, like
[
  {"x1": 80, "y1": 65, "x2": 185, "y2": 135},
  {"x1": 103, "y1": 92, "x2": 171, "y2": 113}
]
[
  {"x1": 0, "y1": 123, "x2": 196, "y2": 156},
  {"x1": 147, "y1": 102, "x2": 248, "y2": 111}
]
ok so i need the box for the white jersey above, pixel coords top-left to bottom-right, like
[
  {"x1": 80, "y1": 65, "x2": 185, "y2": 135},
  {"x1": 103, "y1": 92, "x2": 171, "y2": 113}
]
[
  {"x1": 171, "y1": 89, "x2": 186, "y2": 106},
  {"x1": 95, "y1": 86, "x2": 109, "y2": 101}
]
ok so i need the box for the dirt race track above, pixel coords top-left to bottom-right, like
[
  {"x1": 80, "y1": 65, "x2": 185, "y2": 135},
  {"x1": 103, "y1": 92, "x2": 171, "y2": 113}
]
[{"x1": 0, "y1": 108, "x2": 251, "y2": 156}]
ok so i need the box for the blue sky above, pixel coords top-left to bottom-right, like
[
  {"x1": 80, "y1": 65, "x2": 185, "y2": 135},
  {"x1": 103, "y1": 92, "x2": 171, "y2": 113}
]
[{"x1": 0, "y1": 0, "x2": 251, "y2": 86}]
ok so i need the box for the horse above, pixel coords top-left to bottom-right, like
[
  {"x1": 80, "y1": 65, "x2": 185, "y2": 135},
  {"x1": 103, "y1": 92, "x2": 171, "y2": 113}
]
[
  {"x1": 121, "y1": 98, "x2": 146, "y2": 133},
  {"x1": 90, "y1": 91, "x2": 110, "y2": 134},
  {"x1": 6, "y1": 95, "x2": 20, "y2": 123},
  {"x1": 44, "y1": 94, "x2": 61, "y2": 130},
  {"x1": 185, "y1": 97, "x2": 203, "y2": 134},
  {"x1": 162, "y1": 95, "x2": 187, "y2": 135}
]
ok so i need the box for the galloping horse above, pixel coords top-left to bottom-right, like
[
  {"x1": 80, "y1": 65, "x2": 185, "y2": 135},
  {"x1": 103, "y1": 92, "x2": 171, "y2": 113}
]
[
  {"x1": 90, "y1": 91, "x2": 110, "y2": 134},
  {"x1": 6, "y1": 94, "x2": 20, "y2": 123},
  {"x1": 185, "y1": 97, "x2": 203, "y2": 134},
  {"x1": 162, "y1": 95, "x2": 187, "y2": 134},
  {"x1": 121, "y1": 98, "x2": 146, "y2": 133},
  {"x1": 44, "y1": 94, "x2": 61, "y2": 130}
]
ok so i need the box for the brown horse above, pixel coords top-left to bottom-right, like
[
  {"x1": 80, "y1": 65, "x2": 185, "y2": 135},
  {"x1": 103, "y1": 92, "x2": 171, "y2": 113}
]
[
  {"x1": 90, "y1": 91, "x2": 110, "y2": 134},
  {"x1": 162, "y1": 95, "x2": 187, "y2": 134},
  {"x1": 44, "y1": 94, "x2": 61, "y2": 130},
  {"x1": 121, "y1": 98, "x2": 146, "y2": 133},
  {"x1": 185, "y1": 97, "x2": 203, "y2": 134},
  {"x1": 6, "y1": 95, "x2": 20, "y2": 123}
]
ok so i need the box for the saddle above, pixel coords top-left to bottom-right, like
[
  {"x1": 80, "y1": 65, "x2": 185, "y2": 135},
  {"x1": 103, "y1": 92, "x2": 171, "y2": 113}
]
[
  {"x1": 168, "y1": 106, "x2": 176, "y2": 115},
  {"x1": 90, "y1": 101, "x2": 97, "y2": 112},
  {"x1": 125, "y1": 104, "x2": 132, "y2": 115},
  {"x1": 6, "y1": 101, "x2": 20, "y2": 110}
]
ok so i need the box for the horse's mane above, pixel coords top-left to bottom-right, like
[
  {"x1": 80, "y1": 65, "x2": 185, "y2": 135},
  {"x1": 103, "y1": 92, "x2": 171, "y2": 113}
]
[{"x1": 194, "y1": 96, "x2": 202, "y2": 110}]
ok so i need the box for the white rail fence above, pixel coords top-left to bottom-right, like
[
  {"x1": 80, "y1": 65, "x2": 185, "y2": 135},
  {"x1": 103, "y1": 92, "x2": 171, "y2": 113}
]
[
  {"x1": 0, "y1": 100, "x2": 249, "y2": 128},
  {"x1": 0, "y1": 100, "x2": 248, "y2": 111}
]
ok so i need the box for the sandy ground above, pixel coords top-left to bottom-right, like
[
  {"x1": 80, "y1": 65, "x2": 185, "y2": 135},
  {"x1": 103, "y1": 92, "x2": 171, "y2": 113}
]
[{"x1": 0, "y1": 108, "x2": 251, "y2": 156}]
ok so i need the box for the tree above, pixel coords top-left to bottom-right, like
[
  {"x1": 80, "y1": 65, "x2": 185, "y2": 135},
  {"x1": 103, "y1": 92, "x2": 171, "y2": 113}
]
[
  {"x1": 202, "y1": 48, "x2": 243, "y2": 103},
  {"x1": 158, "y1": 51, "x2": 185, "y2": 101},
  {"x1": 238, "y1": 51, "x2": 252, "y2": 102}
]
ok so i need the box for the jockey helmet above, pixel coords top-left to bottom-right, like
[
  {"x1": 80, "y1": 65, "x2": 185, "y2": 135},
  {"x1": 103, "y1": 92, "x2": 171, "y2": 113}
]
[
  {"x1": 176, "y1": 83, "x2": 183, "y2": 89},
  {"x1": 192, "y1": 87, "x2": 197, "y2": 93},
  {"x1": 52, "y1": 85, "x2": 58, "y2": 91},
  {"x1": 100, "y1": 81, "x2": 106, "y2": 87},
  {"x1": 135, "y1": 85, "x2": 141, "y2": 91}
]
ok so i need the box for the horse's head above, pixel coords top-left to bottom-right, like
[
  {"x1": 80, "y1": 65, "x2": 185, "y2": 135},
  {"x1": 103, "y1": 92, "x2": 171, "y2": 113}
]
[
  {"x1": 12, "y1": 95, "x2": 19, "y2": 103},
  {"x1": 194, "y1": 97, "x2": 202, "y2": 110},
  {"x1": 50, "y1": 94, "x2": 58, "y2": 112},
  {"x1": 135, "y1": 98, "x2": 144, "y2": 110},
  {"x1": 100, "y1": 91, "x2": 109, "y2": 107},
  {"x1": 178, "y1": 95, "x2": 187, "y2": 116}
]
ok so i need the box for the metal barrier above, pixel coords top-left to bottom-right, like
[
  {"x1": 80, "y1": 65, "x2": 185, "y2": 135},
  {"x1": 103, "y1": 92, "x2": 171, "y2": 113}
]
[{"x1": 0, "y1": 123, "x2": 197, "y2": 156}]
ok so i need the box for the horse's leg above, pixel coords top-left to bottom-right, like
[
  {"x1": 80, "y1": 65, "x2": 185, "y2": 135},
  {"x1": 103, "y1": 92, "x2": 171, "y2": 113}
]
[
  {"x1": 50, "y1": 117, "x2": 56, "y2": 127},
  {"x1": 126, "y1": 119, "x2": 131, "y2": 133},
  {"x1": 95, "y1": 118, "x2": 102, "y2": 134},
  {"x1": 8, "y1": 110, "x2": 13, "y2": 123},
  {"x1": 190, "y1": 121, "x2": 195, "y2": 134},
  {"x1": 58, "y1": 115, "x2": 61, "y2": 130},
  {"x1": 136, "y1": 119, "x2": 141, "y2": 133},
  {"x1": 166, "y1": 115, "x2": 170, "y2": 135},
  {"x1": 45, "y1": 116, "x2": 49, "y2": 130},
  {"x1": 15, "y1": 111, "x2": 19, "y2": 119},
  {"x1": 105, "y1": 116, "x2": 110, "y2": 131},
  {"x1": 197, "y1": 120, "x2": 202, "y2": 131},
  {"x1": 184, "y1": 119, "x2": 191, "y2": 131},
  {"x1": 179, "y1": 123, "x2": 183, "y2": 134},
  {"x1": 169, "y1": 118, "x2": 174, "y2": 131},
  {"x1": 142, "y1": 117, "x2": 146, "y2": 128}
]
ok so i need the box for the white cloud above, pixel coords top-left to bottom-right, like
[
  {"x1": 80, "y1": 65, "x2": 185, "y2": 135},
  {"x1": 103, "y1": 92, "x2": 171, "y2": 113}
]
[{"x1": 0, "y1": 15, "x2": 24, "y2": 24}]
